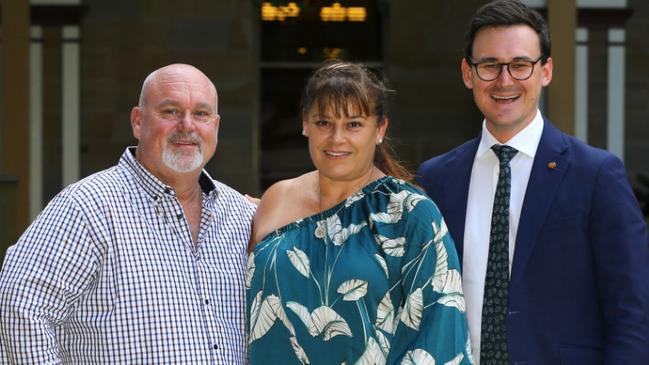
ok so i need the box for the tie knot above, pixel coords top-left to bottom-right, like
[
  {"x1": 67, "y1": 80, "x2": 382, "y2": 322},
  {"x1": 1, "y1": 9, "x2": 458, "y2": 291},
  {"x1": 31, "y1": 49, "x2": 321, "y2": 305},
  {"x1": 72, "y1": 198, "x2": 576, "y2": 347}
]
[{"x1": 491, "y1": 145, "x2": 518, "y2": 163}]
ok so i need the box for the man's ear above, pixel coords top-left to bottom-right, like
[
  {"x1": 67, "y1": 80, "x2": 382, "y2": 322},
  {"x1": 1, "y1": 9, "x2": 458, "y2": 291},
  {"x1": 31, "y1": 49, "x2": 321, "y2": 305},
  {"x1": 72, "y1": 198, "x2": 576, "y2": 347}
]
[
  {"x1": 541, "y1": 57, "x2": 553, "y2": 87},
  {"x1": 461, "y1": 58, "x2": 474, "y2": 90},
  {"x1": 130, "y1": 107, "x2": 142, "y2": 140},
  {"x1": 213, "y1": 114, "x2": 221, "y2": 144}
]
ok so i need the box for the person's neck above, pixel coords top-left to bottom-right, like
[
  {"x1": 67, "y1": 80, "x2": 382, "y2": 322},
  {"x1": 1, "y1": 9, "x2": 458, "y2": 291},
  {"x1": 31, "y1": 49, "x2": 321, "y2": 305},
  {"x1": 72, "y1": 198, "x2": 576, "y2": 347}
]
[
  {"x1": 488, "y1": 124, "x2": 525, "y2": 144},
  {"x1": 158, "y1": 170, "x2": 203, "y2": 204},
  {"x1": 172, "y1": 179, "x2": 203, "y2": 204},
  {"x1": 486, "y1": 112, "x2": 537, "y2": 144},
  {"x1": 316, "y1": 166, "x2": 379, "y2": 211}
]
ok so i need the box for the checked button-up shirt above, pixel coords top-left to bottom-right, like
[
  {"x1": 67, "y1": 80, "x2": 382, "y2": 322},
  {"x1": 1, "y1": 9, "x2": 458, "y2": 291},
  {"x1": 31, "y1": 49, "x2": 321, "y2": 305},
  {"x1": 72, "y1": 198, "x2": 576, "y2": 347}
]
[{"x1": 0, "y1": 147, "x2": 255, "y2": 364}]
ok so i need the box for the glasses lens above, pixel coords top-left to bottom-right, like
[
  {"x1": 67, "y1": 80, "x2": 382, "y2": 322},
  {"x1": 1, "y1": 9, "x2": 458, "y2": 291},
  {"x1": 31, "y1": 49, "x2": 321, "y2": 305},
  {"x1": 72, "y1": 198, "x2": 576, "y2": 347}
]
[
  {"x1": 476, "y1": 63, "x2": 500, "y2": 81},
  {"x1": 509, "y1": 61, "x2": 534, "y2": 80}
]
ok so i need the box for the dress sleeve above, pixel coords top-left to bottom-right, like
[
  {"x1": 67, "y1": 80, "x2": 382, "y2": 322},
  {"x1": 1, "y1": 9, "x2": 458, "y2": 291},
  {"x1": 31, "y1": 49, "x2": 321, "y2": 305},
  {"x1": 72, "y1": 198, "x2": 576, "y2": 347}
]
[
  {"x1": 386, "y1": 197, "x2": 474, "y2": 364},
  {"x1": 0, "y1": 195, "x2": 99, "y2": 364}
]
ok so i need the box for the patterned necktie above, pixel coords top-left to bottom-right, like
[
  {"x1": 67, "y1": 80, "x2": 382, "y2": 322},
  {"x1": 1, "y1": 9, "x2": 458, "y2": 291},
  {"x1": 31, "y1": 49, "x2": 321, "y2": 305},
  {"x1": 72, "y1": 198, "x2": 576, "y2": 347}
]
[{"x1": 480, "y1": 144, "x2": 518, "y2": 365}]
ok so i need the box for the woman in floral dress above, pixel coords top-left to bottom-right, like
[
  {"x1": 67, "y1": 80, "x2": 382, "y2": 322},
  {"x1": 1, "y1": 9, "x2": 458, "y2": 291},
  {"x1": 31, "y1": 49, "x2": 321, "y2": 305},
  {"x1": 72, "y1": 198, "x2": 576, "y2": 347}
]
[{"x1": 246, "y1": 61, "x2": 472, "y2": 365}]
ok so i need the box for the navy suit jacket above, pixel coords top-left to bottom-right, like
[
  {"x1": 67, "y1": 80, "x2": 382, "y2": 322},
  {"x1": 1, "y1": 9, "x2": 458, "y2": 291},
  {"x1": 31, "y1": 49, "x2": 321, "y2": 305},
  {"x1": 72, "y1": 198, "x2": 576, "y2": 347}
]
[{"x1": 417, "y1": 118, "x2": 649, "y2": 364}]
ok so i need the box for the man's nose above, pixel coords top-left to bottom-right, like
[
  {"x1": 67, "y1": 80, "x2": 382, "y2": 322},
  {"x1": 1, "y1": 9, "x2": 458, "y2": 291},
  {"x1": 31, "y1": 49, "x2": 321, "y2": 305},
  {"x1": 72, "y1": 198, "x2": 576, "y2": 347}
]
[
  {"x1": 177, "y1": 110, "x2": 196, "y2": 130},
  {"x1": 495, "y1": 64, "x2": 515, "y2": 86}
]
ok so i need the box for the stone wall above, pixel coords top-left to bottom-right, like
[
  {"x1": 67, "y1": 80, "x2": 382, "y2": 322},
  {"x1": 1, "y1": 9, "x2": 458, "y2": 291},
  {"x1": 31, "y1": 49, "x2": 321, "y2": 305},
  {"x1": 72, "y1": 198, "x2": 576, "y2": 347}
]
[
  {"x1": 385, "y1": 0, "x2": 485, "y2": 172},
  {"x1": 79, "y1": 0, "x2": 260, "y2": 195},
  {"x1": 626, "y1": 0, "x2": 649, "y2": 189},
  {"x1": 74, "y1": 0, "x2": 648, "y2": 198}
]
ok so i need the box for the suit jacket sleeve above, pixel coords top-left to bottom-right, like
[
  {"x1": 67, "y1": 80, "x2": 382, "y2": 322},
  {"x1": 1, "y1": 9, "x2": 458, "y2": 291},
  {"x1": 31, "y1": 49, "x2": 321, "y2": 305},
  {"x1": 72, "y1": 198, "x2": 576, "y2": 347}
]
[{"x1": 589, "y1": 154, "x2": 649, "y2": 362}]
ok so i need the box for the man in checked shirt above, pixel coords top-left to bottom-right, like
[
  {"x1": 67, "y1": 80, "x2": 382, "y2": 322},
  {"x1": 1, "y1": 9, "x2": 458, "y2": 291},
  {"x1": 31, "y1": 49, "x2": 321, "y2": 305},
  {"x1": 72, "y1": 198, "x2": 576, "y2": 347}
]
[{"x1": 0, "y1": 64, "x2": 255, "y2": 364}]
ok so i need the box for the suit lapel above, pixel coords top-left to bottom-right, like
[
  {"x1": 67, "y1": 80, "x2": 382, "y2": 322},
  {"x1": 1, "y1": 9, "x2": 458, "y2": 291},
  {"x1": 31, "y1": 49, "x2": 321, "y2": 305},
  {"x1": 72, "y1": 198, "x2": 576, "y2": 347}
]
[
  {"x1": 511, "y1": 120, "x2": 570, "y2": 284},
  {"x1": 441, "y1": 139, "x2": 479, "y2": 266}
]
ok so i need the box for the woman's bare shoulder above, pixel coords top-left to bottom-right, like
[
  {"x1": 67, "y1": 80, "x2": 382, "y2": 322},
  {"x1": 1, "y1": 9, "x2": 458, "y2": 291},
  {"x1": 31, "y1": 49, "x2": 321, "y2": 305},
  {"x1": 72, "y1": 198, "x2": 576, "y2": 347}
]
[{"x1": 250, "y1": 172, "x2": 316, "y2": 245}]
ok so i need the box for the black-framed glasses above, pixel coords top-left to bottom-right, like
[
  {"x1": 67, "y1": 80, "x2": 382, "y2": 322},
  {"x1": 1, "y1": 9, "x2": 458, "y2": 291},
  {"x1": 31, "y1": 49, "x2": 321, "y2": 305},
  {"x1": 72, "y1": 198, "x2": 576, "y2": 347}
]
[{"x1": 468, "y1": 56, "x2": 544, "y2": 81}]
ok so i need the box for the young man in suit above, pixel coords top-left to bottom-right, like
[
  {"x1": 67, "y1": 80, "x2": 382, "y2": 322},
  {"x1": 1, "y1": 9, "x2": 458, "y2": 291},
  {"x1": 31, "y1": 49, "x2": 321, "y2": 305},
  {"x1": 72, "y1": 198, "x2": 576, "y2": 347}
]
[{"x1": 417, "y1": 1, "x2": 649, "y2": 364}]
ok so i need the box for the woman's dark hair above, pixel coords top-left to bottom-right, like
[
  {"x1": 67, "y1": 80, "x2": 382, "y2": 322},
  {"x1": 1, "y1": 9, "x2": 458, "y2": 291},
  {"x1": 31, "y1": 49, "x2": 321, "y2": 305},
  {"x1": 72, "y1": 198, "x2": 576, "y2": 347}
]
[
  {"x1": 464, "y1": 0, "x2": 551, "y2": 63},
  {"x1": 300, "y1": 60, "x2": 414, "y2": 182}
]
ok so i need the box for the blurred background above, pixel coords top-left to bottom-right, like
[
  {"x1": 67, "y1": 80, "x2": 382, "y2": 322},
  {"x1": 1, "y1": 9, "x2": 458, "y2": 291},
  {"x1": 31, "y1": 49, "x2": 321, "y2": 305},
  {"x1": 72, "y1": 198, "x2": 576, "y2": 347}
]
[{"x1": 1, "y1": 0, "x2": 648, "y2": 258}]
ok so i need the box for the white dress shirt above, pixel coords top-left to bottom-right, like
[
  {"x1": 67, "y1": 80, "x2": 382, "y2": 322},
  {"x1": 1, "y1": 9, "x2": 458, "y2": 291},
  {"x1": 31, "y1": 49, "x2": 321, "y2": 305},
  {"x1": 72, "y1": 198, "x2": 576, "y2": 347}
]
[{"x1": 463, "y1": 111, "x2": 544, "y2": 364}]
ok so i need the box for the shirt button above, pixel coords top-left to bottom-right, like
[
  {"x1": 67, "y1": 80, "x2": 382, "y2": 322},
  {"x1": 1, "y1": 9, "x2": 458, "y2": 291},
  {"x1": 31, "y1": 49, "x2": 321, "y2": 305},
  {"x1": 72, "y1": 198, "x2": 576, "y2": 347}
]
[
  {"x1": 213, "y1": 344, "x2": 218, "y2": 350},
  {"x1": 204, "y1": 299, "x2": 209, "y2": 305}
]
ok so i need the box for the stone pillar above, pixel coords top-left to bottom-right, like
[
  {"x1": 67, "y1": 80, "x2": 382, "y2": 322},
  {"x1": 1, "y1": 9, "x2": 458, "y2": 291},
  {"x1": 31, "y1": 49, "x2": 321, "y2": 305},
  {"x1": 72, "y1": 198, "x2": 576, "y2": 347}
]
[
  {"x1": 575, "y1": 27, "x2": 589, "y2": 142},
  {"x1": 607, "y1": 28, "x2": 625, "y2": 161},
  {"x1": 547, "y1": 0, "x2": 576, "y2": 135},
  {"x1": 62, "y1": 25, "x2": 81, "y2": 187}
]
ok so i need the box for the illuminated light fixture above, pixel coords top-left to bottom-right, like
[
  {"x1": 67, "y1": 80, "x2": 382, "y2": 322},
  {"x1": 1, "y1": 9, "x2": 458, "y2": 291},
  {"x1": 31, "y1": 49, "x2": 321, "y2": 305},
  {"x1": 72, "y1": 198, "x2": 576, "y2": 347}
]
[
  {"x1": 261, "y1": 2, "x2": 300, "y2": 21},
  {"x1": 320, "y1": 3, "x2": 367, "y2": 22},
  {"x1": 297, "y1": 47, "x2": 308, "y2": 55},
  {"x1": 346, "y1": 7, "x2": 366, "y2": 22},
  {"x1": 324, "y1": 47, "x2": 343, "y2": 59},
  {"x1": 320, "y1": 3, "x2": 346, "y2": 22}
]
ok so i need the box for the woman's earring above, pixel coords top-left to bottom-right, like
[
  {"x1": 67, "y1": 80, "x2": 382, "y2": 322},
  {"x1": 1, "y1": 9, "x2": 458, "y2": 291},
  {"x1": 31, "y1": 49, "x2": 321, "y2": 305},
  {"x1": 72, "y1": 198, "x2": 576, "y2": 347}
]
[
  {"x1": 377, "y1": 138, "x2": 383, "y2": 145},
  {"x1": 302, "y1": 129, "x2": 307, "y2": 137}
]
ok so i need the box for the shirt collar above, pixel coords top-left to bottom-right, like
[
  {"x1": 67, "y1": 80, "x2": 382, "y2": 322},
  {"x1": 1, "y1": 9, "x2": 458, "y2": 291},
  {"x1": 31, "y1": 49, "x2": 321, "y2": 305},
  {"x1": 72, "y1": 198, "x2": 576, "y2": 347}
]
[
  {"x1": 476, "y1": 109, "x2": 544, "y2": 160},
  {"x1": 119, "y1": 147, "x2": 218, "y2": 201}
]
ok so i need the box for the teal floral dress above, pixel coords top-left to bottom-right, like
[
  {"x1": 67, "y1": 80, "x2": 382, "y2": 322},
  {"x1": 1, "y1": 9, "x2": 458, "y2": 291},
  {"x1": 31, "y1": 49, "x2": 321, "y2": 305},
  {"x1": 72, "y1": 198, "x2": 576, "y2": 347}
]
[{"x1": 246, "y1": 176, "x2": 473, "y2": 364}]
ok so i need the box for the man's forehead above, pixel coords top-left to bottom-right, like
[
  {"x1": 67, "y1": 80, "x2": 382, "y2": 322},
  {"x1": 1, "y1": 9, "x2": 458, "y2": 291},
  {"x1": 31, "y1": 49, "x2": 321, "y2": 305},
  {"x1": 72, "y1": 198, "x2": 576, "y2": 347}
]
[
  {"x1": 472, "y1": 26, "x2": 541, "y2": 58},
  {"x1": 154, "y1": 97, "x2": 215, "y2": 110},
  {"x1": 145, "y1": 79, "x2": 216, "y2": 105}
]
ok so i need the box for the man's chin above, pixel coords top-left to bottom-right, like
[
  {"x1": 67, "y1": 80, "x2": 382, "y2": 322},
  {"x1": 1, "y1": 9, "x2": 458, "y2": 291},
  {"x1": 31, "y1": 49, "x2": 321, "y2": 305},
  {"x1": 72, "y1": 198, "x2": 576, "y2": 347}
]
[{"x1": 163, "y1": 156, "x2": 204, "y2": 173}]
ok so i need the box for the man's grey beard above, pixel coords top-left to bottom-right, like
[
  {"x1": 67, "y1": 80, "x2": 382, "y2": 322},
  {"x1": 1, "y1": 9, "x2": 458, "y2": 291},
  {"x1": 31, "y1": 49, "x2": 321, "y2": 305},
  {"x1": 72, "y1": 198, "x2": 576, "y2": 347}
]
[{"x1": 162, "y1": 132, "x2": 204, "y2": 173}]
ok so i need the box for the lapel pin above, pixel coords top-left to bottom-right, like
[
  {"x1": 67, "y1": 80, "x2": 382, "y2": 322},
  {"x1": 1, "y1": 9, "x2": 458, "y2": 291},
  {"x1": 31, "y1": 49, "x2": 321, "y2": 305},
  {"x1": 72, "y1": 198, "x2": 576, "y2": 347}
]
[{"x1": 547, "y1": 161, "x2": 557, "y2": 169}]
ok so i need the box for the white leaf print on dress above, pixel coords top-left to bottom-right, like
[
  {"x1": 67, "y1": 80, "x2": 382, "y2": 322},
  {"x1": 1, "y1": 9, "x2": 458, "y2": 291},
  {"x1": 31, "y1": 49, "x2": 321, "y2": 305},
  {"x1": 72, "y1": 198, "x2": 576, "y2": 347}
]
[
  {"x1": 444, "y1": 353, "x2": 464, "y2": 365},
  {"x1": 404, "y1": 192, "x2": 426, "y2": 213},
  {"x1": 401, "y1": 348, "x2": 436, "y2": 365},
  {"x1": 433, "y1": 269, "x2": 463, "y2": 295},
  {"x1": 369, "y1": 190, "x2": 408, "y2": 224},
  {"x1": 287, "y1": 247, "x2": 311, "y2": 278},
  {"x1": 289, "y1": 336, "x2": 311, "y2": 364},
  {"x1": 249, "y1": 292, "x2": 279, "y2": 342},
  {"x1": 375, "y1": 291, "x2": 395, "y2": 334},
  {"x1": 466, "y1": 338, "x2": 474, "y2": 364},
  {"x1": 375, "y1": 329, "x2": 391, "y2": 357},
  {"x1": 432, "y1": 219, "x2": 449, "y2": 244},
  {"x1": 393, "y1": 305, "x2": 403, "y2": 331},
  {"x1": 286, "y1": 302, "x2": 319, "y2": 337},
  {"x1": 374, "y1": 234, "x2": 406, "y2": 257},
  {"x1": 245, "y1": 252, "x2": 255, "y2": 289},
  {"x1": 401, "y1": 288, "x2": 423, "y2": 330},
  {"x1": 337, "y1": 279, "x2": 369, "y2": 301},
  {"x1": 315, "y1": 221, "x2": 327, "y2": 239},
  {"x1": 312, "y1": 306, "x2": 353, "y2": 340},
  {"x1": 287, "y1": 302, "x2": 353, "y2": 340},
  {"x1": 370, "y1": 191, "x2": 427, "y2": 224},
  {"x1": 374, "y1": 254, "x2": 389, "y2": 278},
  {"x1": 354, "y1": 337, "x2": 386, "y2": 365},
  {"x1": 431, "y1": 240, "x2": 449, "y2": 292},
  {"x1": 271, "y1": 296, "x2": 295, "y2": 336},
  {"x1": 323, "y1": 214, "x2": 368, "y2": 246},
  {"x1": 345, "y1": 191, "x2": 365, "y2": 207},
  {"x1": 437, "y1": 293, "x2": 466, "y2": 313}
]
